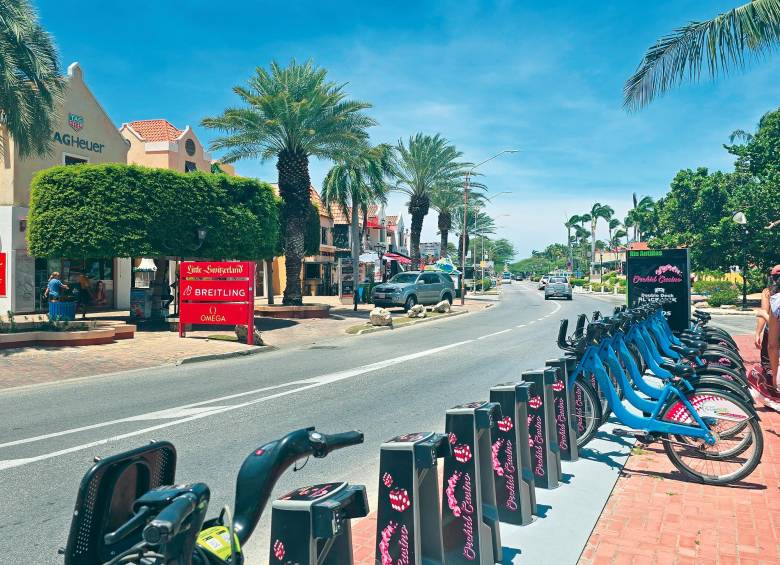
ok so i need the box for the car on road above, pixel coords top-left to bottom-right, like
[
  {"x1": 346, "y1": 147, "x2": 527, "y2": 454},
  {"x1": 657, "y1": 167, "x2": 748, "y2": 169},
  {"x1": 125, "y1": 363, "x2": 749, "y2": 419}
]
[
  {"x1": 537, "y1": 274, "x2": 550, "y2": 289},
  {"x1": 371, "y1": 271, "x2": 455, "y2": 311},
  {"x1": 545, "y1": 276, "x2": 573, "y2": 300}
]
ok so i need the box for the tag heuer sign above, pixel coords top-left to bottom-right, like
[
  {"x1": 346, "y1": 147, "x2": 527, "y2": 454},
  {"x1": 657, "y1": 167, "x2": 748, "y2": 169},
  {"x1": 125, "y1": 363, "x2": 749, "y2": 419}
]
[{"x1": 68, "y1": 113, "x2": 84, "y2": 132}]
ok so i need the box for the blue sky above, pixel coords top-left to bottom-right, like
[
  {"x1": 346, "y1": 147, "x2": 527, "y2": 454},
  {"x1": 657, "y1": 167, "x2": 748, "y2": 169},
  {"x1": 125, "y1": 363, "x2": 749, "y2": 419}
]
[{"x1": 37, "y1": 0, "x2": 780, "y2": 258}]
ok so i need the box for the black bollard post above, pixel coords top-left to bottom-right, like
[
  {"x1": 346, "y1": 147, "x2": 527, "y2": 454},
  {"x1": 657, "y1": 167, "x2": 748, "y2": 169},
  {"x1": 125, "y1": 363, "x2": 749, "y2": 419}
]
[
  {"x1": 545, "y1": 358, "x2": 579, "y2": 462},
  {"x1": 375, "y1": 432, "x2": 451, "y2": 564},
  {"x1": 489, "y1": 382, "x2": 536, "y2": 526},
  {"x1": 442, "y1": 401, "x2": 503, "y2": 565},
  {"x1": 522, "y1": 369, "x2": 562, "y2": 489},
  {"x1": 269, "y1": 482, "x2": 368, "y2": 564}
]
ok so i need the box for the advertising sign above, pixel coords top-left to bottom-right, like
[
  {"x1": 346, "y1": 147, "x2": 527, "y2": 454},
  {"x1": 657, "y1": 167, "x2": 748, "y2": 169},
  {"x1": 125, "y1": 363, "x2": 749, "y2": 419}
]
[
  {"x1": 179, "y1": 261, "x2": 255, "y2": 344},
  {"x1": 0, "y1": 252, "x2": 6, "y2": 297},
  {"x1": 338, "y1": 258, "x2": 354, "y2": 303},
  {"x1": 627, "y1": 248, "x2": 690, "y2": 331}
]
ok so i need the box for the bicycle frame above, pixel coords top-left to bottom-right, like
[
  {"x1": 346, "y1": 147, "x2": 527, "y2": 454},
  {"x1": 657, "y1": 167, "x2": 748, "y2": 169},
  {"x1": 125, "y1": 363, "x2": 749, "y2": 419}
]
[{"x1": 567, "y1": 344, "x2": 716, "y2": 444}]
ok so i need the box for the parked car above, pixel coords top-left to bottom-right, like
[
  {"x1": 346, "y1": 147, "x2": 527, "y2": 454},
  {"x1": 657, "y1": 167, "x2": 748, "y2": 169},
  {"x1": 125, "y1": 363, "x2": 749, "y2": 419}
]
[
  {"x1": 537, "y1": 275, "x2": 550, "y2": 290},
  {"x1": 545, "y1": 276, "x2": 573, "y2": 300},
  {"x1": 371, "y1": 271, "x2": 455, "y2": 311}
]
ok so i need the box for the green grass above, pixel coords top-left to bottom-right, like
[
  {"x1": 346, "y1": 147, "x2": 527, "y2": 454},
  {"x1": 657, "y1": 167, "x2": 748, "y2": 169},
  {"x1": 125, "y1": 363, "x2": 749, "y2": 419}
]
[{"x1": 207, "y1": 334, "x2": 239, "y2": 342}]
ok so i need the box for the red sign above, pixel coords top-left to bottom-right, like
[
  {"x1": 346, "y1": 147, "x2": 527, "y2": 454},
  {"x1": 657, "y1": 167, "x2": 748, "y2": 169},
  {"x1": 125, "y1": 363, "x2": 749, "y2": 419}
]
[
  {"x1": 0, "y1": 252, "x2": 5, "y2": 297},
  {"x1": 179, "y1": 303, "x2": 253, "y2": 325},
  {"x1": 181, "y1": 261, "x2": 253, "y2": 279},
  {"x1": 179, "y1": 261, "x2": 255, "y2": 344},
  {"x1": 179, "y1": 280, "x2": 251, "y2": 302}
]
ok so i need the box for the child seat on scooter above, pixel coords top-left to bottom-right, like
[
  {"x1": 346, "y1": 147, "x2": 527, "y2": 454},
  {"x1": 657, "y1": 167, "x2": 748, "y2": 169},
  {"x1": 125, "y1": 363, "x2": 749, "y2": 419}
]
[{"x1": 63, "y1": 441, "x2": 177, "y2": 565}]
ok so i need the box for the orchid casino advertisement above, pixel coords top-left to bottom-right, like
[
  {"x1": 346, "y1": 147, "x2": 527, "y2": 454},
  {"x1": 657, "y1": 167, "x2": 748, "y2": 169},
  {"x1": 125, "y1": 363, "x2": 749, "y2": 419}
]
[{"x1": 626, "y1": 248, "x2": 691, "y2": 331}]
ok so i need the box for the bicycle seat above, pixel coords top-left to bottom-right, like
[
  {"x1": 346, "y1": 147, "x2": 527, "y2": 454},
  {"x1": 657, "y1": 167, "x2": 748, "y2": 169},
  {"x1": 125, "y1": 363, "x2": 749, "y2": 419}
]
[
  {"x1": 693, "y1": 311, "x2": 711, "y2": 322},
  {"x1": 669, "y1": 344, "x2": 698, "y2": 358},
  {"x1": 659, "y1": 362, "x2": 694, "y2": 377}
]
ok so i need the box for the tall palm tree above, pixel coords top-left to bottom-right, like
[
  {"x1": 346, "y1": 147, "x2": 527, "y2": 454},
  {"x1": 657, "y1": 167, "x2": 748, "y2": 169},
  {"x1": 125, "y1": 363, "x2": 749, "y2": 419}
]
[
  {"x1": 431, "y1": 186, "x2": 463, "y2": 259},
  {"x1": 394, "y1": 133, "x2": 471, "y2": 269},
  {"x1": 564, "y1": 214, "x2": 582, "y2": 270},
  {"x1": 588, "y1": 203, "x2": 614, "y2": 274},
  {"x1": 609, "y1": 228, "x2": 628, "y2": 250},
  {"x1": 608, "y1": 218, "x2": 621, "y2": 243},
  {"x1": 573, "y1": 225, "x2": 590, "y2": 273},
  {"x1": 625, "y1": 193, "x2": 654, "y2": 242},
  {"x1": 624, "y1": 1, "x2": 780, "y2": 110},
  {"x1": 203, "y1": 60, "x2": 374, "y2": 305},
  {"x1": 455, "y1": 206, "x2": 495, "y2": 264},
  {"x1": 0, "y1": 0, "x2": 63, "y2": 157},
  {"x1": 321, "y1": 143, "x2": 394, "y2": 309}
]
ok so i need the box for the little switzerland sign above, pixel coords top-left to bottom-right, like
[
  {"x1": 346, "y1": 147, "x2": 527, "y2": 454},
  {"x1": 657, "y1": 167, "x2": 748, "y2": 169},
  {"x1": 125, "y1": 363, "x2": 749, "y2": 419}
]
[
  {"x1": 179, "y1": 261, "x2": 255, "y2": 344},
  {"x1": 626, "y1": 248, "x2": 690, "y2": 331}
]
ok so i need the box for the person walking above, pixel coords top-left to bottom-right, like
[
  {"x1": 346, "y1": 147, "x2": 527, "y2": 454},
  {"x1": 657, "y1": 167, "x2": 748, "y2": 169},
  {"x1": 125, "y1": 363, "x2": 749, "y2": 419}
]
[
  {"x1": 756, "y1": 265, "x2": 780, "y2": 410},
  {"x1": 43, "y1": 271, "x2": 68, "y2": 302}
]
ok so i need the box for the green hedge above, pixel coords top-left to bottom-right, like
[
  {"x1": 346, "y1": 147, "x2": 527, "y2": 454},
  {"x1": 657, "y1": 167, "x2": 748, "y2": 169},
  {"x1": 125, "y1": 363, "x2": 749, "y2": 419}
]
[
  {"x1": 28, "y1": 164, "x2": 281, "y2": 260},
  {"x1": 692, "y1": 280, "x2": 738, "y2": 295},
  {"x1": 481, "y1": 277, "x2": 492, "y2": 291},
  {"x1": 709, "y1": 288, "x2": 739, "y2": 307},
  {"x1": 570, "y1": 277, "x2": 586, "y2": 287}
]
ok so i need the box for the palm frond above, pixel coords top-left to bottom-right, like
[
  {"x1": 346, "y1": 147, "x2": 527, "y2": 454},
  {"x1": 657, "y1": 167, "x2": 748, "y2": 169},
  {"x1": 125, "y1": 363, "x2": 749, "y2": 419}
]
[{"x1": 625, "y1": 0, "x2": 780, "y2": 110}]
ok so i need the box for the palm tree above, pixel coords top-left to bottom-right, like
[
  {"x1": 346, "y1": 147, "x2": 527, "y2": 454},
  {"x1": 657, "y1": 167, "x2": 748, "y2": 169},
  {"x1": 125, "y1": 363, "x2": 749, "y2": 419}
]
[
  {"x1": 203, "y1": 60, "x2": 374, "y2": 305},
  {"x1": 609, "y1": 228, "x2": 628, "y2": 250},
  {"x1": 624, "y1": 1, "x2": 780, "y2": 110},
  {"x1": 564, "y1": 214, "x2": 582, "y2": 270},
  {"x1": 321, "y1": 143, "x2": 394, "y2": 309},
  {"x1": 588, "y1": 203, "x2": 614, "y2": 274},
  {"x1": 0, "y1": 0, "x2": 63, "y2": 157},
  {"x1": 608, "y1": 218, "x2": 621, "y2": 243},
  {"x1": 431, "y1": 185, "x2": 465, "y2": 259},
  {"x1": 394, "y1": 133, "x2": 471, "y2": 269},
  {"x1": 455, "y1": 205, "x2": 495, "y2": 264},
  {"x1": 573, "y1": 225, "x2": 590, "y2": 273},
  {"x1": 625, "y1": 193, "x2": 654, "y2": 242}
]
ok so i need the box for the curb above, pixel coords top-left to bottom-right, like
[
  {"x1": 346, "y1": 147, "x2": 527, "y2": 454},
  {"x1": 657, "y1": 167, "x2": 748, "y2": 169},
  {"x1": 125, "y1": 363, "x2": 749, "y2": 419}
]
[
  {"x1": 694, "y1": 307, "x2": 756, "y2": 317},
  {"x1": 176, "y1": 345, "x2": 273, "y2": 365},
  {"x1": 354, "y1": 308, "x2": 475, "y2": 336}
]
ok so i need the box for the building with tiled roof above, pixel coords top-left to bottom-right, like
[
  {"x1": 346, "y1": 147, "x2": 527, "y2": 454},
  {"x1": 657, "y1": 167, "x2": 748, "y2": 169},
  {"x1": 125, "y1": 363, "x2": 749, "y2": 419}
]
[{"x1": 119, "y1": 118, "x2": 233, "y2": 175}]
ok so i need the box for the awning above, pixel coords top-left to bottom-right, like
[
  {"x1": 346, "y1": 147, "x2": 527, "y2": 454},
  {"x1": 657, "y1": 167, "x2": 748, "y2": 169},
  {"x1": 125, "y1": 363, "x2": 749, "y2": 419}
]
[
  {"x1": 365, "y1": 218, "x2": 381, "y2": 229},
  {"x1": 359, "y1": 251, "x2": 379, "y2": 263},
  {"x1": 384, "y1": 252, "x2": 411, "y2": 265}
]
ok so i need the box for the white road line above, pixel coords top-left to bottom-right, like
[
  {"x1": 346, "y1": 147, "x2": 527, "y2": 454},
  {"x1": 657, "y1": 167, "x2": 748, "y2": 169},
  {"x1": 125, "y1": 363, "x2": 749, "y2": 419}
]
[
  {"x1": 0, "y1": 339, "x2": 473, "y2": 470},
  {"x1": 516, "y1": 324, "x2": 526, "y2": 328},
  {"x1": 476, "y1": 329, "x2": 512, "y2": 340},
  {"x1": 536, "y1": 317, "x2": 545, "y2": 321}
]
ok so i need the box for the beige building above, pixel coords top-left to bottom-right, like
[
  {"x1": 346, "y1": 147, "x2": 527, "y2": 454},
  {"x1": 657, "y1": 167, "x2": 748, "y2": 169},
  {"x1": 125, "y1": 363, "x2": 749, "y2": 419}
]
[{"x1": 0, "y1": 63, "x2": 130, "y2": 313}]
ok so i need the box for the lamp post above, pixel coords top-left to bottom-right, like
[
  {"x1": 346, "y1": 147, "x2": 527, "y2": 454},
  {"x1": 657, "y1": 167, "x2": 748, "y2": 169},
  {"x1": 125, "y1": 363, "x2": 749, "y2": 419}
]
[
  {"x1": 732, "y1": 211, "x2": 748, "y2": 310},
  {"x1": 460, "y1": 151, "x2": 518, "y2": 305}
]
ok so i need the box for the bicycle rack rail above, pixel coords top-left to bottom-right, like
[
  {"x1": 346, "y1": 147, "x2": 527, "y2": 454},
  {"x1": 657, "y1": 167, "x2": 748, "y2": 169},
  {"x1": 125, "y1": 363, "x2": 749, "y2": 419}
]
[
  {"x1": 268, "y1": 482, "x2": 368, "y2": 564},
  {"x1": 489, "y1": 381, "x2": 536, "y2": 526},
  {"x1": 522, "y1": 369, "x2": 562, "y2": 489},
  {"x1": 545, "y1": 357, "x2": 580, "y2": 462},
  {"x1": 375, "y1": 432, "x2": 451, "y2": 564},
  {"x1": 441, "y1": 401, "x2": 503, "y2": 564}
]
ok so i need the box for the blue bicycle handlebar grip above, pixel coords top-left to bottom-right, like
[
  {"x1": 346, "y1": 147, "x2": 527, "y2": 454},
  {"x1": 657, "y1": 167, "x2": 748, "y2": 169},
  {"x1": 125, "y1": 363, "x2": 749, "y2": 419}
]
[{"x1": 143, "y1": 494, "x2": 197, "y2": 545}]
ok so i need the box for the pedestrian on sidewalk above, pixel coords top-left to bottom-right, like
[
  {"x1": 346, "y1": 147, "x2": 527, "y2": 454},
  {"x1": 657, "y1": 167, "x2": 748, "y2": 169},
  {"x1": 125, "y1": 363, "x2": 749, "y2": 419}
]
[
  {"x1": 761, "y1": 265, "x2": 780, "y2": 410},
  {"x1": 44, "y1": 271, "x2": 68, "y2": 302}
]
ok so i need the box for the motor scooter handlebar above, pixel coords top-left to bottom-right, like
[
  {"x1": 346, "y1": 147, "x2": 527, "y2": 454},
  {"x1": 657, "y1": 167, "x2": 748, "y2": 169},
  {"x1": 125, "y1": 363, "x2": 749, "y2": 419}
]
[
  {"x1": 318, "y1": 430, "x2": 364, "y2": 456},
  {"x1": 143, "y1": 493, "x2": 197, "y2": 545}
]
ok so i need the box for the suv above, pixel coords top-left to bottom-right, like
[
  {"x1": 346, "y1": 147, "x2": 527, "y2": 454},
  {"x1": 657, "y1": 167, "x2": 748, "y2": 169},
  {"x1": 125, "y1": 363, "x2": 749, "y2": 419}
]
[
  {"x1": 371, "y1": 271, "x2": 455, "y2": 311},
  {"x1": 544, "y1": 276, "x2": 573, "y2": 300}
]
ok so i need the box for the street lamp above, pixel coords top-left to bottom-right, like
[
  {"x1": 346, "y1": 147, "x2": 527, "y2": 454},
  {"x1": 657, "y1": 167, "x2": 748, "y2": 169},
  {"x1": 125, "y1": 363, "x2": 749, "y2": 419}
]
[
  {"x1": 732, "y1": 211, "x2": 749, "y2": 310},
  {"x1": 460, "y1": 150, "x2": 518, "y2": 305}
]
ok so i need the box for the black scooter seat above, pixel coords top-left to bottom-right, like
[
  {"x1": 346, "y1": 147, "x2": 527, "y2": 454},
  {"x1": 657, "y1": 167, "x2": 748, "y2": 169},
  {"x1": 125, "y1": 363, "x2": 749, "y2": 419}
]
[
  {"x1": 659, "y1": 362, "x2": 695, "y2": 377},
  {"x1": 669, "y1": 344, "x2": 699, "y2": 358}
]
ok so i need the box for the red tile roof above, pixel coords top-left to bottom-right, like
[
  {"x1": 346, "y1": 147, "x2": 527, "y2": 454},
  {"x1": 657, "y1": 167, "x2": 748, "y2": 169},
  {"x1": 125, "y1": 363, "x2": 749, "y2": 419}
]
[
  {"x1": 626, "y1": 241, "x2": 650, "y2": 251},
  {"x1": 127, "y1": 119, "x2": 184, "y2": 142},
  {"x1": 386, "y1": 215, "x2": 398, "y2": 226}
]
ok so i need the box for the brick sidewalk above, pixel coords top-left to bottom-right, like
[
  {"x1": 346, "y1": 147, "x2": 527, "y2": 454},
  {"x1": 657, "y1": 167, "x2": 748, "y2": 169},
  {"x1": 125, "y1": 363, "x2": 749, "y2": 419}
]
[{"x1": 580, "y1": 335, "x2": 780, "y2": 565}]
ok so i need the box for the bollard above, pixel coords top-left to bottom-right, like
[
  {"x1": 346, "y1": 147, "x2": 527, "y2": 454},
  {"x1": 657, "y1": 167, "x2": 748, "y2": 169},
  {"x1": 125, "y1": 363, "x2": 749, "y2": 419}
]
[
  {"x1": 489, "y1": 382, "x2": 536, "y2": 525},
  {"x1": 269, "y1": 482, "x2": 368, "y2": 564},
  {"x1": 442, "y1": 401, "x2": 503, "y2": 565},
  {"x1": 545, "y1": 358, "x2": 580, "y2": 462},
  {"x1": 375, "y1": 432, "x2": 451, "y2": 564},
  {"x1": 522, "y1": 369, "x2": 562, "y2": 489}
]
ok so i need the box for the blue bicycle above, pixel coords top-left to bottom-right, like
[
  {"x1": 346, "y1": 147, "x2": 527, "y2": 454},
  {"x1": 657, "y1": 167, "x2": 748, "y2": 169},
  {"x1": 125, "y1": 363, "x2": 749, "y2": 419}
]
[{"x1": 559, "y1": 311, "x2": 762, "y2": 485}]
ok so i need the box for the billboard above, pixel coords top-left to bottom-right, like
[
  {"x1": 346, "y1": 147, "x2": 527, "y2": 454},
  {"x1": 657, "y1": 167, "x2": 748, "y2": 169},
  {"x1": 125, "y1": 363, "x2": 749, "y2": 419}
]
[{"x1": 626, "y1": 248, "x2": 690, "y2": 331}]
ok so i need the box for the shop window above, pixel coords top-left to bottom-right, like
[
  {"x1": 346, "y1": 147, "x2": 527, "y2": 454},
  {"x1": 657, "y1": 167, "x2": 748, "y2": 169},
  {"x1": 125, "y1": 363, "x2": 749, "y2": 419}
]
[
  {"x1": 184, "y1": 161, "x2": 197, "y2": 173},
  {"x1": 333, "y1": 225, "x2": 349, "y2": 249},
  {"x1": 304, "y1": 263, "x2": 321, "y2": 279},
  {"x1": 321, "y1": 227, "x2": 329, "y2": 245},
  {"x1": 64, "y1": 155, "x2": 88, "y2": 165}
]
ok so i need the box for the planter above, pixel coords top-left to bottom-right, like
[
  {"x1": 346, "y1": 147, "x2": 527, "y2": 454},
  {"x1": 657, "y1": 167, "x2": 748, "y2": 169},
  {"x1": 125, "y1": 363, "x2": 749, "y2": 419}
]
[
  {"x1": 254, "y1": 304, "x2": 331, "y2": 319},
  {"x1": 49, "y1": 301, "x2": 77, "y2": 321}
]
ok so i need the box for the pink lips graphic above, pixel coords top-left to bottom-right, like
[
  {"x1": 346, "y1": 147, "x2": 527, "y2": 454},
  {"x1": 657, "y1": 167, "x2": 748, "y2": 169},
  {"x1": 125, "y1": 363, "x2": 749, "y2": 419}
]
[
  {"x1": 497, "y1": 417, "x2": 514, "y2": 432},
  {"x1": 389, "y1": 488, "x2": 411, "y2": 512},
  {"x1": 453, "y1": 444, "x2": 473, "y2": 463}
]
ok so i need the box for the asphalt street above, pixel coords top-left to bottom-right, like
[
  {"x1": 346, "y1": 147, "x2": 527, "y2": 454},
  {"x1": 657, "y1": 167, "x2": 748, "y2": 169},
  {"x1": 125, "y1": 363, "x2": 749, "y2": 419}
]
[{"x1": 1, "y1": 284, "x2": 629, "y2": 563}]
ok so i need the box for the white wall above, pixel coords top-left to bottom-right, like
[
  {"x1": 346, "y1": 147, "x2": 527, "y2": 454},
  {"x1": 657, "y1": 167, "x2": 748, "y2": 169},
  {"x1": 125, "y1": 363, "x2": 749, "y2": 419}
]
[{"x1": 114, "y1": 257, "x2": 131, "y2": 309}]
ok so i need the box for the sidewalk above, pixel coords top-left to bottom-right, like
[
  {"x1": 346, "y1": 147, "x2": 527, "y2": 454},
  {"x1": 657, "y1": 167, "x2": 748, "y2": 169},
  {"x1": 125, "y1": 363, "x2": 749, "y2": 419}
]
[
  {"x1": 0, "y1": 297, "x2": 489, "y2": 390},
  {"x1": 580, "y1": 335, "x2": 780, "y2": 565}
]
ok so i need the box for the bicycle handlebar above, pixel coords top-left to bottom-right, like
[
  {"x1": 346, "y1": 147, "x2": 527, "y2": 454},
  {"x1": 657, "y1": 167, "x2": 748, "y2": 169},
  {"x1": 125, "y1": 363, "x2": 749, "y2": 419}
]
[
  {"x1": 142, "y1": 493, "x2": 197, "y2": 545},
  {"x1": 232, "y1": 427, "x2": 364, "y2": 545}
]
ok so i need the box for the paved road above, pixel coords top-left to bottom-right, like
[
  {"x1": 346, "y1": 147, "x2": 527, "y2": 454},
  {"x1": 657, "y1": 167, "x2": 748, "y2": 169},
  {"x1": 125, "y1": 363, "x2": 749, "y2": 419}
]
[{"x1": 0, "y1": 283, "x2": 625, "y2": 563}]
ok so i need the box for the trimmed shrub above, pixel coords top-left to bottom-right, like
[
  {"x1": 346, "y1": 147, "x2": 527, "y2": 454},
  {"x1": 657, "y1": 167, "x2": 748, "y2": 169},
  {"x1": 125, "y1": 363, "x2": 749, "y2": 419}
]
[
  {"x1": 708, "y1": 288, "x2": 739, "y2": 307},
  {"x1": 481, "y1": 277, "x2": 492, "y2": 291},
  {"x1": 692, "y1": 280, "x2": 738, "y2": 295},
  {"x1": 570, "y1": 277, "x2": 586, "y2": 287}
]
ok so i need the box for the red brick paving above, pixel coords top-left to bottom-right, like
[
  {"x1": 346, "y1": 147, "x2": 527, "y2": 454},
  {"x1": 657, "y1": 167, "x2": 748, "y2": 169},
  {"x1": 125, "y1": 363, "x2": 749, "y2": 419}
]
[{"x1": 580, "y1": 335, "x2": 780, "y2": 565}]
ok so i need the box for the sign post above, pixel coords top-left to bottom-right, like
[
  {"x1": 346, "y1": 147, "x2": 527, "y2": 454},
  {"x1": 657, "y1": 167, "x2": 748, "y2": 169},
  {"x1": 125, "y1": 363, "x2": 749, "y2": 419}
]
[
  {"x1": 626, "y1": 248, "x2": 690, "y2": 331},
  {"x1": 179, "y1": 261, "x2": 255, "y2": 344},
  {"x1": 0, "y1": 252, "x2": 6, "y2": 297}
]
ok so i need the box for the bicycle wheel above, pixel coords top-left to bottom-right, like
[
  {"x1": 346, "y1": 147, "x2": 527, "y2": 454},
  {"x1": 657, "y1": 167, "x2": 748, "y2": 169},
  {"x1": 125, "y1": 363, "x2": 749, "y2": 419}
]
[
  {"x1": 570, "y1": 378, "x2": 603, "y2": 448},
  {"x1": 661, "y1": 389, "x2": 763, "y2": 485}
]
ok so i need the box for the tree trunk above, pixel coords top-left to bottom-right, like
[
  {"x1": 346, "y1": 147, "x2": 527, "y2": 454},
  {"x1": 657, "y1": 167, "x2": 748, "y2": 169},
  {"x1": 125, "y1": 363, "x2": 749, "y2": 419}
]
[
  {"x1": 590, "y1": 219, "x2": 597, "y2": 275},
  {"x1": 567, "y1": 226, "x2": 572, "y2": 269},
  {"x1": 438, "y1": 211, "x2": 451, "y2": 258},
  {"x1": 407, "y1": 194, "x2": 429, "y2": 270},
  {"x1": 351, "y1": 206, "x2": 360, "y2": 311},
  {"x1": 277, "y1": 149, "x2": 311, "y2": 306}
]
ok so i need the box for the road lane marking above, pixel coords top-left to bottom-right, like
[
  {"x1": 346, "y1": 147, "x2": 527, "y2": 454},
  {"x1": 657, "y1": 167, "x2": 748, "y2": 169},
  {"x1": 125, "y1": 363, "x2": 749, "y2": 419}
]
[
  {"x1": 516, "y1": 324, "x2": 526, "y2": 328},
  {"x1": 477, "y1": 329, "x2": 512, "y2": 340},
  {"x1": 0, "y1": 339, "x2": 473, "y2": 470}
]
